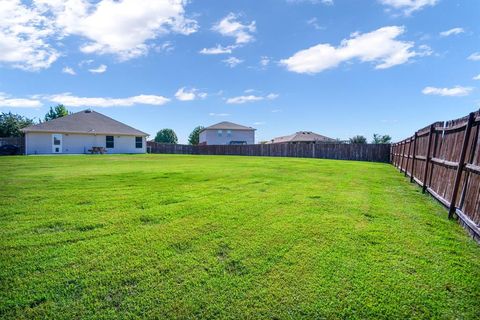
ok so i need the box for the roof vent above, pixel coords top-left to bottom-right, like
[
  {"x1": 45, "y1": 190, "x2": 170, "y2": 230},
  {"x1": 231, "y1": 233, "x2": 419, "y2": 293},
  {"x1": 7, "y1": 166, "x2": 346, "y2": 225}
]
[{"x1": 85, "y1": 109, "x2": 92, "y2": 113}]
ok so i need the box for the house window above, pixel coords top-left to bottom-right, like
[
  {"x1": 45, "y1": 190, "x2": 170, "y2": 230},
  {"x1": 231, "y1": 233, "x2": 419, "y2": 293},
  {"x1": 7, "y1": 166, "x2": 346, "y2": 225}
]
[
  {"x1": 135, "y1": 136, "x2": 143, "y2": 148},
  {"x1": 217, "y1": 130, "x2": 223, "y2": 137},
  {"x1": 53, "y1": 136, "x2": 61, "y2": 145},
  {"x1": 227, "y1": 130, "x2": 232, "y2": 137},
  {"x1": 106, "y1": 136, "x2": 114, "y2": 148}
]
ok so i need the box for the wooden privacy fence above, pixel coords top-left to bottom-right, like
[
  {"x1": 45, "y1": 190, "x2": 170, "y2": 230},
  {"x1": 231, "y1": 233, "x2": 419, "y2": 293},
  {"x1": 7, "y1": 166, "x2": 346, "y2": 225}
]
[
  {"x1": 148, "y1": 142, "x2": 391, "y2": 163},
  {"x1": 0, "y1": 137, "x2": 24, "y2": 154},
  {"x1": 391, "y1": 110, "x2": 480, "y2": 240}
]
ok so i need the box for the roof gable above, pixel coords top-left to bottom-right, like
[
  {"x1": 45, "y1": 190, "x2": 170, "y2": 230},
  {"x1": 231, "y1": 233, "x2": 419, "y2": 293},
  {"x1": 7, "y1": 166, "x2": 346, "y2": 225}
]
[
  {"x1": 270, "y1": 131, "x2": 335, "y2": 143},
  {"x1": 22, "y1": 110, "x2": 148, "y2": 136},
  {"x1": 202, "y1": 121, "x2": 255, "y2": 131}
]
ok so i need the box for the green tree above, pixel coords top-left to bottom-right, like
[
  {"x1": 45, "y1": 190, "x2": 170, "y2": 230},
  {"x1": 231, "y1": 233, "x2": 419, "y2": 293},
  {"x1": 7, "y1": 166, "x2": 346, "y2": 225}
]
[
  {"x1": 188, "y1": 126, "x2": 204, "y2": 145},
  {"x1": 372, "y1": 134, "x2": 392, "y2": 144},
  {"x1": 44, "y1": 104, "x2": 70, "y2": 121},
  {"x1": 349, "y1": 135, "x2": 367, "y2": 144},
  {"x1": 0, "y1": 112, "x2": 35, "y2": 137},
  {"x1": 155, "y1": 128, "x2": 178, "y2": 144}
]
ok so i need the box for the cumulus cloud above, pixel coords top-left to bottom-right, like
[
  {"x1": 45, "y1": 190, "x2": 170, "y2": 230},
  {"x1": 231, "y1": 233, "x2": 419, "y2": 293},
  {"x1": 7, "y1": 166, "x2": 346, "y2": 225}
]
[
  {"x1": 379, "y1": 0, "x2": 438, "y2": 15},
  {"x1": 88, "y1": 64, "x2": 107, "y2": 74},
  {"x1": 422, "y1": 86, "x2": 473, "y2": 97},
  {"x1": 0, "y1": 93, "x2": 42, "y2": 108},
  {"x1": 0, "y1": 0, "x2": 59, "y2": 71},
  {"x1": 223, "y1": 57, "x2": 243, "y2": 68},
  {"x1": 199, "y1": 45, "x2": 237, "y2": 55},
  {"x1": 440, "y1": 27, "x2": 464, "y2": 37},
  {"x1": 468, "y1": 52, "x2": 480, "y2": 61},
  {"x1": 0, "y1": 0, "x2": 197, "y2": 70},
  {"x1": 226, "y1": 93, "x2": 278, "y2": 104},
  {"x1": 212, "y1": 13, "x2": 256, "y2": 44},
  {"x1": 175, "y1": 87, "x2": 207, "y2": 101},
  {"x1": 280, "y1": 26, "x2": 420, "y2": 74},
  {"x1": 473, "y1": 74, "x2": 480, "y2": 81},
  {"x1": 62, "y1": 66, "x2": 76, "y2": 75},
  {"x1": 48, "y1": 93, "x2": 170, "y2": 107}
]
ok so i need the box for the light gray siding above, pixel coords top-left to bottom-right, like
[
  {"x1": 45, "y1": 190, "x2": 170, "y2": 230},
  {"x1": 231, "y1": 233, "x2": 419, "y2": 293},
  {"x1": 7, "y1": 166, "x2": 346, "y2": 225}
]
[
  {"x1": 25, "y1": 133, "x2": 146, "y2": 155},
  {"x1": 199, "y1": 129, "x2": 255, "y2": 145}
]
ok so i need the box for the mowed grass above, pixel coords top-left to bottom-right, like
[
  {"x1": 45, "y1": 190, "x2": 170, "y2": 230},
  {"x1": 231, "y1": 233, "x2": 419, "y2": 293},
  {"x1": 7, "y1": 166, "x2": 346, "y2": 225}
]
[{"x1": 1, "y1": 155, "x2": 479, "y2": 319}]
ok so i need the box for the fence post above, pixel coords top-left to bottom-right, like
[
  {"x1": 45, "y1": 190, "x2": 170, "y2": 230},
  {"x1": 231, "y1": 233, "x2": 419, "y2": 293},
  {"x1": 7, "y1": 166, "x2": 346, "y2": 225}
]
[
  {"x1": 410, "y1": 132, "x2": 418, "y2": 183},
  {"x1": 448, "y1": 112, "x2": 475, "y2": 219},
  {"x1": 399, "y1": 141, "x2": 405, "y2": 173},
  {"x1": 404, "y1": 137, "x2": 411, "y2": 177},
  {"x1": 422, "y1": 124, "x2": 434, "y2": 193}
]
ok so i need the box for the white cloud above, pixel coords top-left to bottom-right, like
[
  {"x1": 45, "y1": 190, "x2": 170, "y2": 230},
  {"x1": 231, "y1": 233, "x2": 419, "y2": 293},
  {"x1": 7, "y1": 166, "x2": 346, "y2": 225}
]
[
  {"x1": 0, "y1": 0, "x2": 59, "y2": 71},
  {"x1": 88, "y1": 64, "x2": 107, "y2": 74},
  {"x1": 468, "y1": 52, "x2": 480, "y2": 61},
  {"x1": 212, "y1": 13, "x2": 256, "y2": 44},
  {"x1": 226, "y1": 93, "x2": 278, "y2": 104},
  {"x1": 223, "y1": 57, "x2": 243, "y2": 68},
  {"x1": 307, "y1": 17, "x2": 324, "y2": 30},
  {"x1": 155, "y1": 41, "x2": 174, "y2": 53},
  {"x1": 422, "y1": 86, "x2": 473, "y2": 97},
  {"x1": 209, "y1": 112, "x2": 230, "y2": 117},
  {"x1": 48, "y1": 93, "x2": 170, "y2": 107},
  {"x1": 280, "y1": 26, "x2": 419, "y2": 74},
  {"x1": 62, "y1": 66, "x2": 76, "y2": 75},
  {"x1": 440, "y1": 27, "x2": 465, "y2": 37},
  {"x1": 0, "y1": 93, "x2": 42, "y2": 108},
  {"x1": 0, "y1": 0, "x2": 197, "y2": 70},
  {"x1": 253, "y1": 121, "x2": 266, "y2": 125},
  {"x1": 199, "y1": 44, "x2": 237, "y2": 55},
  {"x1": 379, "y1": 0, "x2": 438, "y2": 15},
  {"x1": 260, "y1": 56, "x2": 270, "y2": 67},
  {"x1": 473, "y1": 74, "x2": 480, "y2": 80},
  {"x1": 175, "y1": 87, "x2": 207, "y2": 101}
]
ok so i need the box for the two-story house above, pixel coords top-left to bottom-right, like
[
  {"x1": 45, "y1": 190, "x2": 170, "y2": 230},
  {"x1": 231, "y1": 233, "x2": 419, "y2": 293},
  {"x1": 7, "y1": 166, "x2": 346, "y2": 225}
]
[{"x1": 199, "y1": 122, "x2": 255, "y2": 145}]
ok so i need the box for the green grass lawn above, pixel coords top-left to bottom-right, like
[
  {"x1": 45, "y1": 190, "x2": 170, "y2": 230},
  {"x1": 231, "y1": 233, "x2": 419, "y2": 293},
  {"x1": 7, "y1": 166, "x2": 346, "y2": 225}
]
[{"x1": 1, "y1": 154, "x2": 479, "y2": 319}]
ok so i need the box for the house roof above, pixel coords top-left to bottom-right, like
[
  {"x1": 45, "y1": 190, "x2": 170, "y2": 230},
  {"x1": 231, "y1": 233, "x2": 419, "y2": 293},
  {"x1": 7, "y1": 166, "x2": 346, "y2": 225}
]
[
  {"x1": 21, "y1": 109, "x2": 149, "y2": 136},
  {"x1": 201, "y1": 121, "x2": 256, "y2": 131},
  {"x1": 268, "y1": 131, "x2": 336, "y2": 144}
]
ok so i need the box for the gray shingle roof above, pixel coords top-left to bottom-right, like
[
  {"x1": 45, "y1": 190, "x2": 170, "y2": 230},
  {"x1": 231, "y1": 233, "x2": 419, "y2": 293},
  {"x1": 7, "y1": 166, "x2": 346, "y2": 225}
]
[
  {"x1": 22, "y1": 110, "x2": 148, "y2": 136},
  {"x1": 268, "y1": 131, "x2": 335, "y2": 144},
  {"x1": 202, "y1": 121, "x2": 255, "y2": 131}
]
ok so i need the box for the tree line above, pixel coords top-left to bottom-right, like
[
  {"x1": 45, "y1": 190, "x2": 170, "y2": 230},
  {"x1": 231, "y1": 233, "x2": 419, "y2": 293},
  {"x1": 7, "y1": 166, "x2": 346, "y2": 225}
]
[{"x1": 1, "y1": 106, "x2": 391, "y2": 144}]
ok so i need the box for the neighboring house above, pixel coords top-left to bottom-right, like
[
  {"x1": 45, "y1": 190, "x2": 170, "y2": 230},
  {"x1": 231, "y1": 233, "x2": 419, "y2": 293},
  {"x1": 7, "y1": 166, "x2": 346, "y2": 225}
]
[
  {"x1": 199, "y1": 121, "x2": 255, "y2": 145},
  {"x1": 22, "y1": 109, "x2": 148, "y2": 155},
  {"x1": 268, "y1": 131, "x2": 336, "y2": 144}
]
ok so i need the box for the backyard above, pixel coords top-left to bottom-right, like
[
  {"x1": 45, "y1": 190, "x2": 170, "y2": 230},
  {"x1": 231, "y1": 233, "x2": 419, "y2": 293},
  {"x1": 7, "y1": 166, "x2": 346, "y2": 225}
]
[{"x1": 1, "y1": 154, "x2": 479, "y2": 319}]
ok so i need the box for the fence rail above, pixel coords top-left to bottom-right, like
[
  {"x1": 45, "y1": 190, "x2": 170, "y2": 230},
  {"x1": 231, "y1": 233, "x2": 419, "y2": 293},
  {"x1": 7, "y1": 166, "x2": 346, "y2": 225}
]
[
  {"x1": 391, "y1": 110, "x2": 480, "y2": 241},
  {"x1": 148, "y1": 142, "x2": 391, "y2": 163}
]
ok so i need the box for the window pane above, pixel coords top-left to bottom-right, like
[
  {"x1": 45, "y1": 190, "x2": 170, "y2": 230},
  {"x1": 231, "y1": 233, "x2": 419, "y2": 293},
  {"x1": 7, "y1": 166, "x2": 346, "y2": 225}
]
[
  {"x1": 135, "y1": 137, "x2": 143, "y2": 148},
  {"x1": 106, "y1": 136, "x2": 114, "y2": 148}
]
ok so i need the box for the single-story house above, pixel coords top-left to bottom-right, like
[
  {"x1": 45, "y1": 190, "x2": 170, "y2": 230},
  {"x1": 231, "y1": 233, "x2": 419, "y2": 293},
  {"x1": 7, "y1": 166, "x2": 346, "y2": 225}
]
[
  {"x1": 268, "y1": 131, "x2": 336, "y2": 144},
  {"x1": 22, "y1": 109, "x2": 148, "y2": 155},
  {"x1": 199, "y1": 121, "x2": 255, "y2": 145}
]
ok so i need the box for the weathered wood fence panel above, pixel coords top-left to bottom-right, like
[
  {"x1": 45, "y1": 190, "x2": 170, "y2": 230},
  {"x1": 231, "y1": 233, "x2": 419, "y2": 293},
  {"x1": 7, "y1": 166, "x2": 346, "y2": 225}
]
[
  {"x1": 147, "y1": 142, "x2": 391, "y2": 162},
  {"x1": 391, "y1": 110, "x2": 480, "y2": 241},
  {"x1": 0, "y1": 137, "x2": 24, "y2": 154}
]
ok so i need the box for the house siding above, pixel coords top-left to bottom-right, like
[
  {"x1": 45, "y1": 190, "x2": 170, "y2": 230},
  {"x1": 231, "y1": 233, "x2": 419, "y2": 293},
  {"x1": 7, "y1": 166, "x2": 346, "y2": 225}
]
[
  {"x1": 199, "y1": 129, "x2": 255, "y2": 145},
  {"x1": 25, "y1": 133, "x2": 146, "y2": 155}
]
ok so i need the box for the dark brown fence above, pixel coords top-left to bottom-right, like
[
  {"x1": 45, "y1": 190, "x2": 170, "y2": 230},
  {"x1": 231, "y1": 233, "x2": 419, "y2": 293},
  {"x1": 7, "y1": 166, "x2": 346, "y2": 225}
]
[
  {"x1": 391, "y1": 110, "x2": 480, "y2": 241},
  {"x1": 147, "y1": 141, "x2": 391, "y2": 162},
  {"x1": 0, "y1": 137, "x2": 24, "y2": 154}
]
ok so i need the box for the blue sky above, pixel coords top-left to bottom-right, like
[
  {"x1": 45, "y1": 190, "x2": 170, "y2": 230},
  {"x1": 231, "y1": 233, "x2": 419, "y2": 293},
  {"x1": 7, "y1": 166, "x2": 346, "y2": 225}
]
[{"x1": 0, "y1": 0, "x2": 479, "y2": 143}]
